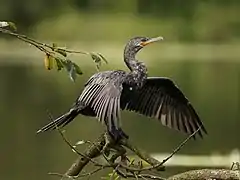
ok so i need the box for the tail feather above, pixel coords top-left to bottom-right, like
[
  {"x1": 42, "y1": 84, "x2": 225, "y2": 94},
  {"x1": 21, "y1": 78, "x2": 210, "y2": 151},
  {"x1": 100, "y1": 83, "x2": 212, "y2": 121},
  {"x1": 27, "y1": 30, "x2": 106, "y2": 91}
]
[{"x1": 36, "y1": 109, "x2": 79, "y2": 134}]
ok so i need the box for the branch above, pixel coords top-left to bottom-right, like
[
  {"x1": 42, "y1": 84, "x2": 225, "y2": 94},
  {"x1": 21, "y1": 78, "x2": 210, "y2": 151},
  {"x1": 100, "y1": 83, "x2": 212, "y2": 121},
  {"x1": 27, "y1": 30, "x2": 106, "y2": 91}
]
[
  {"x1": 46, "y1": 108, "x2": 218, "y2": 180},
  {"x1": 61, "y1": 128, "x2": 202, "y2": 178},
  {"x1": 167, "y1": 169, "x2": 240, "y2": 180},
  {"x1": 46, "y1": 114, "x2": 239, "y2": 180},
  {"x1": 65, "y1": 133, "x2": 106, "y2": 176}
]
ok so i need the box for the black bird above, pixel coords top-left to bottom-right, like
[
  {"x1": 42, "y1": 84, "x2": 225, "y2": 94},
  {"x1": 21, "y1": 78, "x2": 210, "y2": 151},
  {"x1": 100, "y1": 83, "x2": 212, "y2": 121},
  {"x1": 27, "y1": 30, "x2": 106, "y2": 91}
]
[{"x1": 37, "y1": 36, "x2": 207, "y2": 139}]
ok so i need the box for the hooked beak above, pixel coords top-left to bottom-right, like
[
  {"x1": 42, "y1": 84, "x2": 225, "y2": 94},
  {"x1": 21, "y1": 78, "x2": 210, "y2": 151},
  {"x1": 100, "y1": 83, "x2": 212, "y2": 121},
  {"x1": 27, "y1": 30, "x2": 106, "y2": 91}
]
[{"x1": 140, "y1": 36, "x2": 164, "y2": 46}]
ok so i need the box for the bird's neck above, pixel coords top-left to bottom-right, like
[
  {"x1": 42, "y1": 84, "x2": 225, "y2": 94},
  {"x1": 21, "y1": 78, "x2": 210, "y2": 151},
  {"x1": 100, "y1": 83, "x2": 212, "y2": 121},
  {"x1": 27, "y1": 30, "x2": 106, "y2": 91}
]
[
  {"x1": 124, "y1": 48, "x2": 139, "y2": 72},
  {"x1": 124, "y1": 50, "x2": 148, "y2": 87}
]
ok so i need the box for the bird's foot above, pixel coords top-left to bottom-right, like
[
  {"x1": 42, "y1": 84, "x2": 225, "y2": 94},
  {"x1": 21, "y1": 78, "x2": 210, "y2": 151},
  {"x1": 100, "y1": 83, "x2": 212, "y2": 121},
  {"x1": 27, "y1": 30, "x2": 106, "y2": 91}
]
[{"x1": 101, "y1": 130, "x2": 129, "y2": 157}]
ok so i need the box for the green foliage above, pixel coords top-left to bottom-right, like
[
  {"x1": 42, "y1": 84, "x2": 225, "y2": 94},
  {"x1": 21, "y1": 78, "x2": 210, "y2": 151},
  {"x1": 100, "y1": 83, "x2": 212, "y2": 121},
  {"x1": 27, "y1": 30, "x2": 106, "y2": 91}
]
[
  {"x1": 62, "y1": 59, "x2": 80, "y2": 82},
  {"x1": 6, "y1": 22, "x2": 17, "y2": 31},
  {"x1": 102, "y1": 170, "x2": 121, "y2": 180},
  {"x1": 90, "y1": 52, "x2": 108, "y2": 70}
]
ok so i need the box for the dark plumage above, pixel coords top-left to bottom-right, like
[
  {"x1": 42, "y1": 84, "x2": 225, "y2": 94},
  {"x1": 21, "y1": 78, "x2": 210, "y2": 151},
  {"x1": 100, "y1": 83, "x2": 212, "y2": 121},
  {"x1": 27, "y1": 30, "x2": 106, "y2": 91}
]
[{"x1": 37, "y1": 36, "x2": 207, "y2": 139}]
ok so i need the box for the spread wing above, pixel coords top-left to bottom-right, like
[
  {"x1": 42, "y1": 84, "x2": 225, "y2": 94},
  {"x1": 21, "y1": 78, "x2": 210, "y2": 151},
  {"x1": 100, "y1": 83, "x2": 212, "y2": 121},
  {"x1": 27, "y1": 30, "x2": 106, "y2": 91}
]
[
  {"x1": 78, "y1": 71, "x2": 127, "y2": 131},
  {"x1": 120, "y1": 77, "x2": 207, "y2": 137}
]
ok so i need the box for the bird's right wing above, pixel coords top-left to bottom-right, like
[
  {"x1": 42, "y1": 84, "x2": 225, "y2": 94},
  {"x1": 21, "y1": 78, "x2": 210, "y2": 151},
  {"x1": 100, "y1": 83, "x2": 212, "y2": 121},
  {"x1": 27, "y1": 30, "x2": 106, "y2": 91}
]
[{"x1": 78, "y1": 71, "x2": 127, "y2": 131}]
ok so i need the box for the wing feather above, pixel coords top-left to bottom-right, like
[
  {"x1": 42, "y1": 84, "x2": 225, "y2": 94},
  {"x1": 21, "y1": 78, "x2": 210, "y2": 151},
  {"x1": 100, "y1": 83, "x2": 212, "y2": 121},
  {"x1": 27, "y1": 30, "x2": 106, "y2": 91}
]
[
  {"x1": 121, "y1": 77, "x2": 207, "y2": 137},
  {"x1": 79, "y1": 71, "x2": 126, "y2": 132}
]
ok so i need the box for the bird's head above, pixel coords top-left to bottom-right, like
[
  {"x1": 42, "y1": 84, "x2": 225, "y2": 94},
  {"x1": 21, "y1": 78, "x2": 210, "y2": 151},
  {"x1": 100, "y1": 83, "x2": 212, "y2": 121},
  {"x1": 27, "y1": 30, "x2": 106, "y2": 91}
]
[{"x1": 125, "y1": 36, "x2": 164, "y2": 54}]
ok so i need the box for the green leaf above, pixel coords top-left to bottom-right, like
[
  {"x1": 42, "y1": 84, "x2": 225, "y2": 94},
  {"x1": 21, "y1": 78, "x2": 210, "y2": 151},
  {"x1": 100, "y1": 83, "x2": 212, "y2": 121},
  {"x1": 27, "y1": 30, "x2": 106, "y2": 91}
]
[
  {"x1": 90, "y1": 52, "x2": 103, "y2": 70},
  {"x1": 109, "y1": 172, "x2": 120, "y2": 180},
  {"x1": 60, "y1": 60, "x2": 83, "y2": 81},
  {"x1": 96, "y1": 53, "x2": 108, "y2": 64},
  {"x1": 44, "y1": 54, "x2": 54, "y2": 70},
  {"x1": 90, "y1": 52, "x2": 108, "y2": 71},
  {"x1": 7, "y1": 22, "x2": 17, "y2": 31},
  {"x1": 90, "y1": 52, "x2": 101, "y2": 62},
  {"x1": 73, "y1": 63, "x2": 83, "y2": 75},
  {"x1": 62, "y1": 60, "x2": 71, "y2": 71},
  {"x1": 101, "y1": 172, "x2": 121, "y2": 180},
  {"x1": 62, "y1": 60, "x2": 77, "y2": 82},
  {"x1": 55, "y1": 58, "x2": 64, "y2": 71},
  {"x1": 0, "y1": 21, "x2": 17, "y2": 31},
  {"x1": 69, "y1": 64, "x2": 76, "y2": 82}
]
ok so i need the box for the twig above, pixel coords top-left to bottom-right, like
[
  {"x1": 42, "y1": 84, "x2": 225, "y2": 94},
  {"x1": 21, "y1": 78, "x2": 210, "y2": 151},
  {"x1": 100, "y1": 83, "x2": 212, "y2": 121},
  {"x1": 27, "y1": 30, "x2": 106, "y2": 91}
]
[
  {"x1": 139, "y1": 174, "x2": 166, "y2": 180},
  {"x1": 125, "y1": 173, "x2": 166, "y2": 180},
  {"x1": 47, "y1": 111, "x2": 101, "y2": 165},
  {"x1": 48, "y1": 172, "x2": 76, "y2": 179},
  {"x1": 110, "y1": 164, "x2": 121, "y2": 180},
  {"x1": 79, "y1": 167, "x2": 103, "y2": 178},
  {"x1": 134, "y1": 172, "x2": 139, "y2": 180},
  {"x1": 0, "y1": 27, "x2": 89, "y2": 55},
  {"x1": 47, "y1": 111, "x2": 107, "y2": 177},
  {"x1": 158, "y1": 127, "x2": 201, "y2": 167}
]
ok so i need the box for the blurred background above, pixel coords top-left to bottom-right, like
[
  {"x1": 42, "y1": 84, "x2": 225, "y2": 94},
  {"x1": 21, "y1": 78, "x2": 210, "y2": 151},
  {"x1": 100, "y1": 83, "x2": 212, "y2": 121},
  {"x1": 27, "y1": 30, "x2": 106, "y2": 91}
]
[{"x1": 0, "y1": 0, "x2": 239, "y2": 179}]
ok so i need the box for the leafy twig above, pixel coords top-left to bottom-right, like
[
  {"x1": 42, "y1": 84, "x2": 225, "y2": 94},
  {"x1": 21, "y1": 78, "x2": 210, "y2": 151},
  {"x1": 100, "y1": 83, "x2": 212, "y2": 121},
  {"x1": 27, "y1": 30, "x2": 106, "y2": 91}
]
[{"x1": 0, "y1": 21, "x2": 107, "y2": 81}]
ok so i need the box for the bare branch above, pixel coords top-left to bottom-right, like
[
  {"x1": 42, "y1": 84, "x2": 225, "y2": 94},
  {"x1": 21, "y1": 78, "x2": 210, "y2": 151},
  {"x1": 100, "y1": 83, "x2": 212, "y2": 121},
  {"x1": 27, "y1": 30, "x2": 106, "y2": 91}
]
[
  {"x1": 167, "y1": 169, "x2": 240, "y2": 180},
  {"x1": 159, "y1": 127, "x2": 201, "y2": 167}
]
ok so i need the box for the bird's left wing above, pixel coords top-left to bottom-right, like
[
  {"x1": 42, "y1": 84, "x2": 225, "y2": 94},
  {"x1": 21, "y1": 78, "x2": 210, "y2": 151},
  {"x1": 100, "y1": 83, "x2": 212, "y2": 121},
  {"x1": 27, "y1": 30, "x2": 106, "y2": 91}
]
[
  {"x1": 78, "y1": 71, "x2": 127, "y2": 131},
  {"x1": 120, "y1": 77, "x2": 207, "y2": 137}
]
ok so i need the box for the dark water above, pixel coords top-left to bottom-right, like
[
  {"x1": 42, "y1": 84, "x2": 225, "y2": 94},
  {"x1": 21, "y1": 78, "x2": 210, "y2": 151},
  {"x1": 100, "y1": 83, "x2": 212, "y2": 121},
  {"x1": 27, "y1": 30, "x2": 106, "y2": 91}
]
[{"x1": 0, "y1": 58, "x2": 239, "y2": 179}]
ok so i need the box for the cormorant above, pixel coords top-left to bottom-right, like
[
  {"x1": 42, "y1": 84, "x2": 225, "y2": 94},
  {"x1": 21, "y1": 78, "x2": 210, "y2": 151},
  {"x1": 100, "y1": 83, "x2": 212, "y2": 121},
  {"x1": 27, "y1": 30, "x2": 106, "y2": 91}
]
[{"x1": 37, "y1": 36, "x2": 207, "y2": 139}]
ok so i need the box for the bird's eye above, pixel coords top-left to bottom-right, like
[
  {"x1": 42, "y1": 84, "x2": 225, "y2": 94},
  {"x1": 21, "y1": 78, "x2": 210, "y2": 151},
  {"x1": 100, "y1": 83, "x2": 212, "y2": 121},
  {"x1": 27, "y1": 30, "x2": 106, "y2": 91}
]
[{"x1": 137, "y1": 38, "x2": 150, "y2": 47}]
